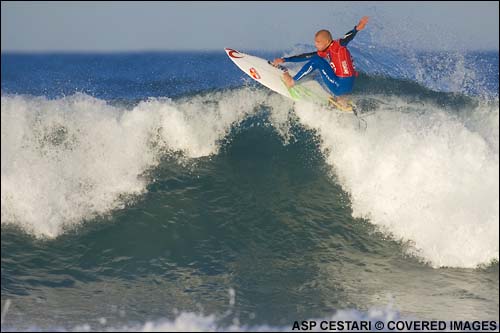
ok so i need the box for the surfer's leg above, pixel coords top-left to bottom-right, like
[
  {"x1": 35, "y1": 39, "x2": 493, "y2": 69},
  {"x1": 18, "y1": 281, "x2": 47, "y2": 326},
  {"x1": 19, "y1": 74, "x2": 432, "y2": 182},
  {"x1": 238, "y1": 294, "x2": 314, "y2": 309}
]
[
  {"x1": 283, "y1": 72, "x2": 295, "y2": 88},
  {"x1": 314, "y1": 58, "x2": 355, "y2": 96},
  {"x1": 291, "y1": 55, "x2": 323, "y2": 82},
  {"x1": 292, "y1": 56, "x2": 355, "y2": 96}
]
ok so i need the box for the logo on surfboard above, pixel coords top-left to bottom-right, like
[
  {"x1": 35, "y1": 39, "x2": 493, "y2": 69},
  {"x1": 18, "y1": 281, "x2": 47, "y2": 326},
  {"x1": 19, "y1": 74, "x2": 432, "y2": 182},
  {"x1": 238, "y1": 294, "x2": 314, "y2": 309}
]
[
  {"x1": 225, "y1": 48, "x2": 244, "y2": 59},
  {"x1": 249, "y1": 67, "x2": 261, "y2": 80}
]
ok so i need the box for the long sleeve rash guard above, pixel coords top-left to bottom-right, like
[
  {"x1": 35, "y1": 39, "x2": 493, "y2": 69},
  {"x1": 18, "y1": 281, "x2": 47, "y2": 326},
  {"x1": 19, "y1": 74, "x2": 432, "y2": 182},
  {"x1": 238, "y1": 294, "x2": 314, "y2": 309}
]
[{"x1": 282, "y1": 27, "x2": 358, "y2": 63}]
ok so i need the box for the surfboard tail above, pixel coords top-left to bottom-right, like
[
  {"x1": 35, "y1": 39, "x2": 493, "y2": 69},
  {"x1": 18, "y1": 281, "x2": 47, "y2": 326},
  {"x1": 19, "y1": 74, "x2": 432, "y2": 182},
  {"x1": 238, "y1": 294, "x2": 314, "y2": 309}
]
[{"x1": 328, "y1": 96, "x2": 354, "y2": 113}]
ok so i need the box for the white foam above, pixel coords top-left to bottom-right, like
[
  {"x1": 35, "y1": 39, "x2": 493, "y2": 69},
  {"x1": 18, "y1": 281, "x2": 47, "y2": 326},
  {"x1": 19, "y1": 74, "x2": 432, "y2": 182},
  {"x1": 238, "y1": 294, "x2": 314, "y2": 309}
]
[
  {"x1": 117, "y1": 308, "x2": 401, "y2": 332},
  {"x1": 1, "y1": 89, "x2": 272, "y2": 238},
  {"x1": 294, "y1": 97, "x2": 499, "y2": 268},
  {"x1": 4, "y1": 306, "x2": 403, "y2": 332}
]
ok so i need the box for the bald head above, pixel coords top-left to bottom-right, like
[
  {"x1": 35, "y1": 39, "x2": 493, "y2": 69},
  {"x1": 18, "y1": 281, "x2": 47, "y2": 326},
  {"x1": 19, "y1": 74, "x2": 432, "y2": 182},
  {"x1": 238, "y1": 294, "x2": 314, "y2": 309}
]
[
  {"x1": 314, "y1": 29, "x2": 333, "y2": 51},
  {"x1": 315, "y1": 30, "x2": 332, "y2": 42}
]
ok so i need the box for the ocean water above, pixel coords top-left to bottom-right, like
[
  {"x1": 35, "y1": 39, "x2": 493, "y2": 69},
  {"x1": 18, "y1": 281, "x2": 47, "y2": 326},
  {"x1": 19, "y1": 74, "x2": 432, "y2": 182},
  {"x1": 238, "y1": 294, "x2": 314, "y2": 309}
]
[{"x1": 1, "y1": 46, "x2": 498, "y2": 331}]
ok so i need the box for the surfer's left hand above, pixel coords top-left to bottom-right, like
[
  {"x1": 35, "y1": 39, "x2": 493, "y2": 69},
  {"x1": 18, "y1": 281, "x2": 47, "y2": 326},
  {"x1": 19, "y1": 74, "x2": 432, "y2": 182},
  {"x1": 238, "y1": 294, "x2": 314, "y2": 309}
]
[
  {"x1": 356, "y1": 16, "x2": 369, "y2": 31},
  {"x1": 272, "y1": 58, "x2": 284, "y2": 67}
]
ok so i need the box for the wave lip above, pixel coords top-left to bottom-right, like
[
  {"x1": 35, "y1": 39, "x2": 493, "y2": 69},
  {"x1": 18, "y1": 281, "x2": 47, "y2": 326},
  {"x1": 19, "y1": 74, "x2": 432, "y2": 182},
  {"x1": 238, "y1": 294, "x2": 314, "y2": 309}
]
[{"x1": 1, "y1": 89, "x2": 274, "y2": 238}]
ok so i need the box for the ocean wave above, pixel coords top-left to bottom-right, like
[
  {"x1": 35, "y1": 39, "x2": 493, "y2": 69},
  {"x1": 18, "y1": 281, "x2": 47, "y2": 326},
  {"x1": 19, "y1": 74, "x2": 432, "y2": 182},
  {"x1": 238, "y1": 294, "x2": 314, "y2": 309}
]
[
  {"x1": 1, "y1": 89, "x2": 283, "y2": 238},
  {"x1": 1, "y1": 84, "x2": 498, "y2": 268},
  {"x1": 294, "y1": 96, "x2": 498, "y2": 268}
]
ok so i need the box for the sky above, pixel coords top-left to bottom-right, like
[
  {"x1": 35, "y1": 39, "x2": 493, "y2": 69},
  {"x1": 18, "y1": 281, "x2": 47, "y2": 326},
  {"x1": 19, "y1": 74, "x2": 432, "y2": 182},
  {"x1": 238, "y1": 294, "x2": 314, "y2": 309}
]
[{"x1": 2, "y1": 1, "x2": 499, "y2": 52}]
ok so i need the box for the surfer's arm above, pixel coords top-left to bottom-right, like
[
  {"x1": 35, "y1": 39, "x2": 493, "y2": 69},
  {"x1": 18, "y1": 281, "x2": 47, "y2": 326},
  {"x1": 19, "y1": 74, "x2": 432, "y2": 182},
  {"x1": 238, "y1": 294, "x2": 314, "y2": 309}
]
[
  {"x1": 282, "y1": 52, "x2": 317, "y2": 63},
  {"x1": 340, "y1": 16, "x2": 368, "y2": 46},
  {"x1": 339, "y1": 28, "x2": 358, "y2": 46}
]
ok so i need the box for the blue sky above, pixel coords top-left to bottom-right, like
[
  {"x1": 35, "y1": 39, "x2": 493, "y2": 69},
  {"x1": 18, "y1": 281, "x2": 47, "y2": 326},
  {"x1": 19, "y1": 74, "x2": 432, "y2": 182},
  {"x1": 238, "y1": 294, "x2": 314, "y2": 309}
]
[{"x1": 2, "y1": 1, "x2": 499, "y2": 52}]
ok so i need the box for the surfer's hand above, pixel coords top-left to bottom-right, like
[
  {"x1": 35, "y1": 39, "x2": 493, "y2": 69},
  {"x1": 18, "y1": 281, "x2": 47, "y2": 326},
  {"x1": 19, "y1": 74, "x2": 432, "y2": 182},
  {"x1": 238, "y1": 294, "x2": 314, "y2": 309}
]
[
  {"x1": 356, "y1": 16, "x2": 369, "y2": 31},
  {"x1": 272, "y1": 58, "x2": 284, "y2": 67}
]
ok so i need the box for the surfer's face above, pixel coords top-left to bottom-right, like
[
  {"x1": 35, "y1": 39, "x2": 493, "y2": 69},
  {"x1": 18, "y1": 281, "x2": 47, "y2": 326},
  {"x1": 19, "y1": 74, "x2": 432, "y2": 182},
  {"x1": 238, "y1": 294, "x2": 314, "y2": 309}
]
[{"x1": 314, "y1": 35, "x2": 331, "y2": 52}]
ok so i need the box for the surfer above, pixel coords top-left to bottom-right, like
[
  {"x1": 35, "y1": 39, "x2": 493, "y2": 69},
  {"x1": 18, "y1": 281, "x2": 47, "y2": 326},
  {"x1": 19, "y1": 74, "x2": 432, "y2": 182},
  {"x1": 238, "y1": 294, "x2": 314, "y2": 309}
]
[{"x1": 272, "y1": 16, "x2": 369, "y2": 109}]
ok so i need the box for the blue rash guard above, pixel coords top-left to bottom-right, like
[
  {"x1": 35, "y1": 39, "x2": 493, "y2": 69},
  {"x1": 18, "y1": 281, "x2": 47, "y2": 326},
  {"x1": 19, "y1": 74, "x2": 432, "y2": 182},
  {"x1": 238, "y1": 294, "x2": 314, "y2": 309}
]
[{"x1": 282, "y1": 27, "x2": 359, "y2": 96}]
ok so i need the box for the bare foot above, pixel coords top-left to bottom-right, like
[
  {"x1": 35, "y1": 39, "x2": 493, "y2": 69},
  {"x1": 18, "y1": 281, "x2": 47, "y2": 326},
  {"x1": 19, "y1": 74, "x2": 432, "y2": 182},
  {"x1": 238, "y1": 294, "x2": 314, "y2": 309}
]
[{"x1": 283, "y1": 72, "x2": 295, "y2": 88}]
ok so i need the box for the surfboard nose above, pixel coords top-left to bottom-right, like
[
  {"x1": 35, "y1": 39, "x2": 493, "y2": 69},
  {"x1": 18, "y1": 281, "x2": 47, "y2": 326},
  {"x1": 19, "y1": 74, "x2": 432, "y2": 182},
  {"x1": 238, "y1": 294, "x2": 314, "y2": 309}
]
[{"x1": 225, "y1": 48, "x2": 243, "y2": 59}]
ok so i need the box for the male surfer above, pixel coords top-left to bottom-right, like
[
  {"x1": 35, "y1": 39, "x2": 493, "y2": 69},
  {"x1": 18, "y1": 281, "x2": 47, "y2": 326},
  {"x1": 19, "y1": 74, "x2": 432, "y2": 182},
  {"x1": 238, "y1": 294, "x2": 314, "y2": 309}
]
[{"x1": 272, "y1": 16, "x2": 369, "y2": 109}]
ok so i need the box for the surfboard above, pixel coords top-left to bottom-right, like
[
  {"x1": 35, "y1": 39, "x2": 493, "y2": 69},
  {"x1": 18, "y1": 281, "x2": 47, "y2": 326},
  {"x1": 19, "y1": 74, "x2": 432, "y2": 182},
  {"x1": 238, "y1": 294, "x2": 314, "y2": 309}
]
[{"x1": 224, "y1": 48, "x2": 356, "y2": 113}]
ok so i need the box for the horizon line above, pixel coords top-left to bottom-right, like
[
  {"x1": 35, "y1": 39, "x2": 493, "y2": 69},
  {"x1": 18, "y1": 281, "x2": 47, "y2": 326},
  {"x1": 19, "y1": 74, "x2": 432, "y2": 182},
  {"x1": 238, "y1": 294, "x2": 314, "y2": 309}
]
[{"x1": 2, "y1": 47, "x2": 499, "y2": 55}]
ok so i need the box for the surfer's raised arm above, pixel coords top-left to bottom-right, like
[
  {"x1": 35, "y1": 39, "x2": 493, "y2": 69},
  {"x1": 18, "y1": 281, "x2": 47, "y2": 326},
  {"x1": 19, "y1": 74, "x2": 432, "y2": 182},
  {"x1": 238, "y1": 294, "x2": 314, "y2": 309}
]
[
  {"x1": 340, "y1": 16, "x2": 369, "y2": 46},
  {"x1": 272, "y1": 16, "x2": 368, "y2": 66}
]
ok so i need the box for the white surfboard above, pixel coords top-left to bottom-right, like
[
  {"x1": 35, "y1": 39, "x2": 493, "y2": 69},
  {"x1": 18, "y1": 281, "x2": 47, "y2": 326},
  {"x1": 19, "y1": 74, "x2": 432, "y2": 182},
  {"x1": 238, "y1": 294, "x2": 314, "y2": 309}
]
[{"x1": 224, "y1": 48, "x2": 355, "y2": 113}]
